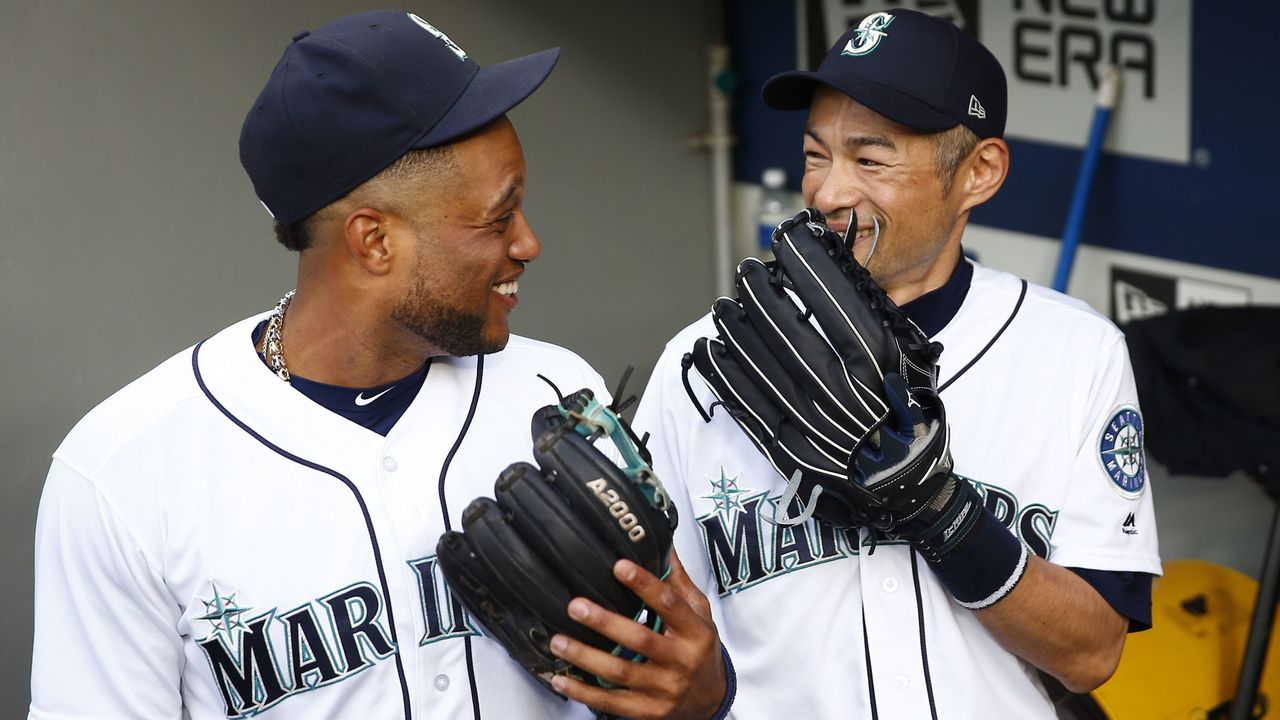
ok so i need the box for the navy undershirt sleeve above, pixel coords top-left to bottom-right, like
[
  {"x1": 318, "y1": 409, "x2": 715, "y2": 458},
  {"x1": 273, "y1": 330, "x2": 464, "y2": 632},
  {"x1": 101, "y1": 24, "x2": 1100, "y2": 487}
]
[{"x1": 1068, "y1": 567, "x2": 1154, "y2": 632}]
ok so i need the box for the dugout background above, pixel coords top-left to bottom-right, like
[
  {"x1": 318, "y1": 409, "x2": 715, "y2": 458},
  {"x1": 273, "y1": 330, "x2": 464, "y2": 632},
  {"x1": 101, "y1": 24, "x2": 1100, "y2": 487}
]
[{"x1": 2, "y1": 1, "x2": 1276, "y2": 715}]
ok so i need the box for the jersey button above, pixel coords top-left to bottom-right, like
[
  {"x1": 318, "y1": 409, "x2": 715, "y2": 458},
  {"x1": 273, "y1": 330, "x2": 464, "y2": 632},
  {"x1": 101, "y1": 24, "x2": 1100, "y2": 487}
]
[
  {"x1": 382, "y1": 456, "x2": 398, "y2": 472},
  {"x1": 881, "y1": 577, "x2": 899, "y2": 593},
  {"x1": 892, "y1": 674, "x2": 909, "y2": 690},
  {"x1": 434, "y1": 673, "x2": 450, "y2": 691}
]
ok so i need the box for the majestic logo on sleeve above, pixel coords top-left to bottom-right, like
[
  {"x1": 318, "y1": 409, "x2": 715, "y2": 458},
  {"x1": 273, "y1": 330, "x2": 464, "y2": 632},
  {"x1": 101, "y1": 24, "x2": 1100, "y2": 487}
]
[
  {"x1": 842, "y1": 12, "x2": 895, "y2": 57},
  {"x1": 696, "y1": 468, "x2": 1059, "y2": 597},
  {"x1": 1099, "y1": 405, "x2": 1146, "y2": 499},
  {"x1": 1122, "y1": 512, "x2": 1138, "y2": 535},
  {"x1": 193, "y1": 581, "x2": 396, "y2": 718}
]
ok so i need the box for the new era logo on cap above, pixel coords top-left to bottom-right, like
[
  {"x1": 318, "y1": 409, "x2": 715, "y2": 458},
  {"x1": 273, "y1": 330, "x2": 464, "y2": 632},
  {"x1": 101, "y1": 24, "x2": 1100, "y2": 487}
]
[{"x1": 969, "y1": 95, "x2": 986, "y2": 119}]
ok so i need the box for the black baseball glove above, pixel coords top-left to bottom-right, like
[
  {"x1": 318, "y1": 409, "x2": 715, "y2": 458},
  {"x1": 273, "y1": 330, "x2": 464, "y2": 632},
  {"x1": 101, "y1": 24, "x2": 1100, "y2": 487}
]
[
  {"x1": 686, "y1": 209, "x2": 1027, "y2": 607},
  {"x1": 685, "y1": 208, "x2": 1027, "y2": 606},
  {"x1": 436, "y1": 383, "x2": 678, "y2": 690}
]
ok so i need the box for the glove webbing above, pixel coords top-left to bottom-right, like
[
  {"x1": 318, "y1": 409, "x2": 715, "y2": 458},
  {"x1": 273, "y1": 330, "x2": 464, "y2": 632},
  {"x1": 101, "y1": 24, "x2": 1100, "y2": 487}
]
[{"x1": 539, "y1": 371, "x2": 674, "y2": 518}]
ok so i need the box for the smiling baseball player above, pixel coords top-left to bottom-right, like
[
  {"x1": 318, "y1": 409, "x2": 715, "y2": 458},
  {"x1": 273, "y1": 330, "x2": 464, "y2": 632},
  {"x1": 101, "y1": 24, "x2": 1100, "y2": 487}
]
[
  {"x1": 29, "y1": 10, "x2": 728, "y2": 720},
  {"x1": 636, "y1": 9, "x2": 1161, "y2": 719}
]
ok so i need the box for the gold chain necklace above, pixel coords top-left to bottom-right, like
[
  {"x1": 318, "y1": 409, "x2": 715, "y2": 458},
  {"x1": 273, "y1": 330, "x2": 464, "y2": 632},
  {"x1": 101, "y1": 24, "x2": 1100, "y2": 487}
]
[{"x1": 261, "y1": 290, "x2": 295, "y2": 382}]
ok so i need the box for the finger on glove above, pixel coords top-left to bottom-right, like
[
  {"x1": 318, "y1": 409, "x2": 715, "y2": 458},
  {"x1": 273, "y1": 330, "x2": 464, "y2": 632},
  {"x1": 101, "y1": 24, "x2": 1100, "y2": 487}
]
[
  {"x1": 549, "y1": 554, "x2": 722, "y2": 717},
  {"x1": 568, "y1": 570, "x2": 677, "y2": 665},
  {"x1": 555, "y1": 556, "x2": 704, "y2": 667},
  {"x1": 663, "y1": 549, "x2": 715, "y2": 623},
  {"x1": 614, "y1": 554, "x2": 712, "y2": 646},
  {"x1": 547, "y1": 601, "x2": 665, "y2": 696}
]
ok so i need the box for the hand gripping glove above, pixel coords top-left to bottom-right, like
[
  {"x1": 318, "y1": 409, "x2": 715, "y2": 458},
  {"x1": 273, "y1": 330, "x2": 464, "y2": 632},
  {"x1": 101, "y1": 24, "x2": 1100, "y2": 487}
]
[
  {"x1": 687, "y1": 208, "x2": 1027, "y2": 607},
  {"x1": 856, "y1": 373, "x2": 1028, "y2": 608},
  {"x1": 436, "y1": 383, "x2": 679, "y2": 690}
]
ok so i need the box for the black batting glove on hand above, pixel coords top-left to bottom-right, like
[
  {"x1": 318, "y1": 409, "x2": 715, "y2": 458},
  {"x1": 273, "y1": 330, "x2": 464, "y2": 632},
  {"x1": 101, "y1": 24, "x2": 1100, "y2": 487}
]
[{"x1": 854, "y1": 374, "x2": 1028, "y2": 609}]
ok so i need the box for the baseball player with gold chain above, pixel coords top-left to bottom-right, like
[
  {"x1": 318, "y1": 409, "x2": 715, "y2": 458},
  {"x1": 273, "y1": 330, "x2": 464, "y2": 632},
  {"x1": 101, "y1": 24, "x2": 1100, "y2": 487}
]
[{"x1": 30, "y1": 10, "x2": 729, "y2": 720}]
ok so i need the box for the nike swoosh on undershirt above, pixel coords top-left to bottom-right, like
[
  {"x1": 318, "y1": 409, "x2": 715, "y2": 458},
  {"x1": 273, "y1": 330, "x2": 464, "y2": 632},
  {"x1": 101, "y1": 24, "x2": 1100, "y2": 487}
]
[{"x1": 354, "y1": 386, "x2": 396, "y2": 407}]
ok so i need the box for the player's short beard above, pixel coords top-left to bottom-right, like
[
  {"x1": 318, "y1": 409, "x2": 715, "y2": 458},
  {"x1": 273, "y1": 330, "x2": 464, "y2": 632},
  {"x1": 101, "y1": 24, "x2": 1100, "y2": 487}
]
[{"x1": 391, "y1": 261, "x2": 507, "y2": 358}]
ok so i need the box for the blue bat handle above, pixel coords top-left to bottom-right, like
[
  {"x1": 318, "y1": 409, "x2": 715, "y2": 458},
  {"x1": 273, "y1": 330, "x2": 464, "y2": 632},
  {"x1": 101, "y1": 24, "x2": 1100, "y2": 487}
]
[{"x1": 1052, "y1": 105, "x2": 1113, "y2": 293}]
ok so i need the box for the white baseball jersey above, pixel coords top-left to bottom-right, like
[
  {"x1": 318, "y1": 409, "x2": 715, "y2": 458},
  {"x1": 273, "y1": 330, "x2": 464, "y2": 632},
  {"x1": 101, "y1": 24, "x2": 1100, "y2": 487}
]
[
  {"x1": 31, "y1": 312, "x2": 605, "y2": 720},
  {"x1": 635, "y1": 260, "x2": 1162, "y2": 719}
]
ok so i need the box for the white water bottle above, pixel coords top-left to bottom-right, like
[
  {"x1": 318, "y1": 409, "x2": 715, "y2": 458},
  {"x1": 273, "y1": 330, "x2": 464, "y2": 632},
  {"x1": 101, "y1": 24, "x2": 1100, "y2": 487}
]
[{"x1": 757, "y1": 167, "x2": 789, "y2": 251}]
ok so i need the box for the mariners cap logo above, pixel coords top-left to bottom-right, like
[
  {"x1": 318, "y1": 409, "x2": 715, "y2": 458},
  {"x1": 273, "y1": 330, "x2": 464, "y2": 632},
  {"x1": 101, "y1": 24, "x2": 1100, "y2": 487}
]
[
  {"x1": 841, "y1": 12, "x2": 895, "y2": 57},
  {"x1": 407, "y1": 12, "x2": 468, "y2": 61},
  {"x1": 1098, "y1": 405, "x2": 1146, "y2": 499}
]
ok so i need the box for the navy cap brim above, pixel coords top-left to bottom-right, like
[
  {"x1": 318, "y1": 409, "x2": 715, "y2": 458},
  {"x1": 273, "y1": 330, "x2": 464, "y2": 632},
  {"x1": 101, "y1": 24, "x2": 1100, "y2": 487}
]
[
  {"x1": 763, "y1": 70, "x2": 958, "y2": 133},
  {"x1": 413, "y1": 46, "x2": 560, "y2": 149}
]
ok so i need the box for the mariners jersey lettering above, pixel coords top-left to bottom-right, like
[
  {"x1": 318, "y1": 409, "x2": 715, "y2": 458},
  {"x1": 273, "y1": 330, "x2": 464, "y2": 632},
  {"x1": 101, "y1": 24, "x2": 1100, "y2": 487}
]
[
  {"x1": 635, "y1": 261, "x2": 1161, "y2": 720},
  {"x1": 31, "y1": 313, "x2": 602, "y2": 719}
]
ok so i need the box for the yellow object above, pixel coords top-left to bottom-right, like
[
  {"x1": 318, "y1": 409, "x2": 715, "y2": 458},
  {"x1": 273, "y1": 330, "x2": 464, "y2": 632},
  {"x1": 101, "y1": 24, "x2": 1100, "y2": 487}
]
[{"x1": 1092, "y1": 559, "x2": 1279, "y2": 719}]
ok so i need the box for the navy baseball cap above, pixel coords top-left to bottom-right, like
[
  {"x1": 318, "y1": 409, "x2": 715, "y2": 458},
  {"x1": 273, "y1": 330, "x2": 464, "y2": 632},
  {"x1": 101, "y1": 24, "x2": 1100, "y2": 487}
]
[
  {"x1": 240, "y1": 10, "x2": 560, "y2": 226},
  {"x1": 763, "y1": 9, "x2": 1005, "y2": 139}
]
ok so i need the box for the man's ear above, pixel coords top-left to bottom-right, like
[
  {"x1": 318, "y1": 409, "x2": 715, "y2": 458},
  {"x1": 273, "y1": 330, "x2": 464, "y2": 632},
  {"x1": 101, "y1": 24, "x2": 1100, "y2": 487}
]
[
  {"x1": 343, "y1": 207, "x2": 395, "y2": 275},
  {"x1": 957, "y1": 138, "x2": 1010, "y2": 213}
]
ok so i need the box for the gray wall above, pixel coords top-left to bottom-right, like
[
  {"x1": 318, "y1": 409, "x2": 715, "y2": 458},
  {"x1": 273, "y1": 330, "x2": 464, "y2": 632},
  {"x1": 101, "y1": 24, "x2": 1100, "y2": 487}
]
[{"x1": 1, "y1": 1, "x2": 715, "y2": 713}]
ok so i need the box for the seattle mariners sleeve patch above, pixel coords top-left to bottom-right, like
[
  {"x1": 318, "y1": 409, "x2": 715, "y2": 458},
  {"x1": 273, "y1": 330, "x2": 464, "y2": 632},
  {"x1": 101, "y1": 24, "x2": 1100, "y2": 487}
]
[{"x1": 1098, "y1": 405, "x2": 1146, "y2": 499}]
